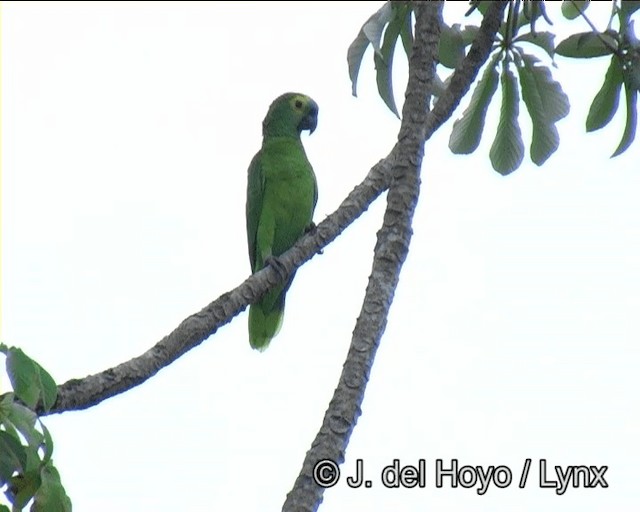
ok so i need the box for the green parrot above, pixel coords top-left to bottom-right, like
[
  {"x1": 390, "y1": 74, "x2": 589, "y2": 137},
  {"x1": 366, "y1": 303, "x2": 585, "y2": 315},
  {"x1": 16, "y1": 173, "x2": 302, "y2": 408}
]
[{"x1": 246, "y1": 92, "x2": 319, "y2": 350}]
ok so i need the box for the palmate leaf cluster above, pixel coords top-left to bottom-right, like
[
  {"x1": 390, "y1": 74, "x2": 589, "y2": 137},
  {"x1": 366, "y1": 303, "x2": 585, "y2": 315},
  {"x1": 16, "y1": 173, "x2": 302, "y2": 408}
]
[
  {"x1": 0, "y1": 345, "x2": 71, "y2": 512},
  {"x1": 348, "y1": 0, "x2": 640, "y2": 174},
  {"x1": 555, "y1": 0, "x2": 640, "y2": 156}
]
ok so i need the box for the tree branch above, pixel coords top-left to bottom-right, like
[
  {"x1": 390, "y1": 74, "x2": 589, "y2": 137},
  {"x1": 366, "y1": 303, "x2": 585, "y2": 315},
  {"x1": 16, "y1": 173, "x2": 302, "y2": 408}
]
[
  {"x1": 282, "y1": 3, "x2": 440, "y2": 511},
  {"x1": 39, "y1": 157, "x2": 392, "y2": 415},
  {"x1": 30, "y1": 1, "x2": 506, "y2": 418},
  {"x1": 282, "y1": 2, "x2": 508, "y2": 511}
]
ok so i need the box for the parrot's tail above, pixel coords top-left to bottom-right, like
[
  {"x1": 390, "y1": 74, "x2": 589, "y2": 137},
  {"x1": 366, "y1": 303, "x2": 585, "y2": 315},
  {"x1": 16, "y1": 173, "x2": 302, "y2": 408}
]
[{"x1": 248, "y1": 290, "x2": 286, "y2": 351}]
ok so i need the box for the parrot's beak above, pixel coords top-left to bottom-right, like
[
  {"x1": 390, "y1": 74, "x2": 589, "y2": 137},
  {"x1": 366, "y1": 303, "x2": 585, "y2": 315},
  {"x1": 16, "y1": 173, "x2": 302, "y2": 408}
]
[{"x1": 300, "y1": 101, "x2": 319, "y2": 134}]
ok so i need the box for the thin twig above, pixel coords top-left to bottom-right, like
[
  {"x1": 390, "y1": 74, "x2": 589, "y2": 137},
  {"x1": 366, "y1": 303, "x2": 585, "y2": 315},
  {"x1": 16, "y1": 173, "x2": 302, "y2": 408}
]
[{"x1": 570, "y1": 0, "x2": 620, "y2": 56}]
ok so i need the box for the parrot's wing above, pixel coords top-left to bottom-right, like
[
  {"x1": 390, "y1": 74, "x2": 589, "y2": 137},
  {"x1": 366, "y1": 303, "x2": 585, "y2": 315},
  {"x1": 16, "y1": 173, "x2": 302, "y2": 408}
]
[
  {"x1": 246, "y1": 151, "x2": 265, "y2": 273},
  {"x1": 313, "y1": 173, "x2": 318, "y2": 211}
]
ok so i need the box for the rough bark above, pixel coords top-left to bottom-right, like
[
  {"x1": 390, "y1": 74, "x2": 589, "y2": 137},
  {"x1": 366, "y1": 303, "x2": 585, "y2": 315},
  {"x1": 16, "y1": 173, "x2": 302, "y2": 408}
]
[
  {"x1": 39, "y1": 157, "x2": 392, "y2": 414},
  {"x1": 281, "y1": 3, "x2": 441, "y2": 510},
  {"x1": 282, "y1": 2, "x2": 507, "y2": 510}
]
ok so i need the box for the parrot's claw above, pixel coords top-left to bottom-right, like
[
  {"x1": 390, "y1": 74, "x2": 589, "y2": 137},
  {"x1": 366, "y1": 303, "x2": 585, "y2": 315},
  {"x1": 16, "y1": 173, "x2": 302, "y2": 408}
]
[
  {"x1": 304, "y1": 222, "x2": 323, "y2": 255},
  {"x1": 264, "y1": 255, "x2": 288, "y2": 280},
  {"x1": 304, "y1": 221, "x2": 317, "y2": 235}
]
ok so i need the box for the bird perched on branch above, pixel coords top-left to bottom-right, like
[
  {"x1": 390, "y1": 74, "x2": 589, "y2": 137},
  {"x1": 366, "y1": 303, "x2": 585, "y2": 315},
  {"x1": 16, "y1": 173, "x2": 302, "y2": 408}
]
[{"x1": 245, "y1": 93, "x2": 319, "y2": 350}]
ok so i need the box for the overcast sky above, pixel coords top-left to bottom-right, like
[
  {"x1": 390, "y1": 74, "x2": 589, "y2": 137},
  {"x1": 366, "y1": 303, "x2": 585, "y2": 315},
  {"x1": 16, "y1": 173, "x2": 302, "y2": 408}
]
[{"x1": 3, "y1": 2, "x2": 639, "y2": 511}]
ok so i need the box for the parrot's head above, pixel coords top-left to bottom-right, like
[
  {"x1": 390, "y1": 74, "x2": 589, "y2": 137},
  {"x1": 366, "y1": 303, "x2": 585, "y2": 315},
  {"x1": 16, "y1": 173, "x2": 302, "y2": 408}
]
[{"x1": 262, "y1": 92, "x2": 319, "y2": 138}]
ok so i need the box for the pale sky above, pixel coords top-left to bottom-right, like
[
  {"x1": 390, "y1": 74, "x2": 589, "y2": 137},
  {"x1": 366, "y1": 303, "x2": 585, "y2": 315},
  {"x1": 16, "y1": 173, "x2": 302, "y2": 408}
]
[{"x1": 2, "y1": 2, "x2": 639, "y2": 511}]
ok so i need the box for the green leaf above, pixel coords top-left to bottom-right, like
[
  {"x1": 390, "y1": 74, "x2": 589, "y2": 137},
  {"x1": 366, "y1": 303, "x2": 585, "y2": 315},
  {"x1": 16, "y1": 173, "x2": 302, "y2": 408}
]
[
  {"x1": 0, "y1": 504, "x2": 10, "y2": 512},
  {"x1": 0, "y1": 392, "x2": 14, "y2": 411},
  {"x1": 32, "y1": 463, "x2": 72, "y2": 512},
  {"x1": 525, "y1": 54, "x2": 570, "y2": 121},
  {"x1": 519, "y1": 1, "x2": 553, "y2": 34},
  {"x1": 6, "y1": 348, "x2": 40, "y2": 409},
  {"x1": 555, "y1": 31, "x2": 617, "y2": 58},
  {"x1": 621, "y1": 1, "x2": 640, "y2": 16},
  {"x1": 0, "y1": 430, "x2": 27, "y2": 484},
  {"x1": 5, "y1": 348, "x2": 58, "y2": 412},
  {"x1": 40, "y1": 423, "x2": 55, "y2": 466},
  {"x1": 449, "y1": 54, "x2": 501, "y2": 154},
  {"x1": 490, "y1": 62, "x2": 524, "y2": 175},
  {"x1": 561, "y1": 0, "x2": 590, "y2": 20},
  {"x1": 586, "y1": 57, "x2": 624, "y2": 131},
  {"x1": 460, "y1": 25, "x2": 480, "y2": 46},
  {"x1": 3, "y1": 400, "x2": 42, "y2": 448},
  {"x1": 33, "y1": 360, "x2": 57, "y2": 413},
  {"x1": 7, "y1": 469, "x2": 41, "y2": 510},
  {"x1": 517, "y1": 53, "x2": 569, "y2": 165},
  {"x1": 622, "y1": 21, "x2": 640, "y2": 91},
  {"x1": 516, "y1": 56, "x2": 550, "y2": 164},
  {"x1": 513, "y1": 31, "x2": 556, "y2": 59},
  {"x1": 348, "y1": 32, "x2": 370, "y2": 97},
  {"x1": 612, "y1": 83, "x2": 638, "y2": 156},
  {"x1": 363, "y1": 2, "x2": 393, "y2": 55},
  {"x1": 399, "y1": 5, "x2": 413, "y2": 57},
  {"x1": 374, "y1": 4, "x2": 406, "y2": 117},
  {"x1": 347, "y1": 2, "x2": 394, "y2": 97},
  {"x1": 519, "y1": 2, "x2": 534, "y2": 30},
  {"x1": 469, "y1": 1, "x2": 491, "y2": 17},
  {"x1": 627, "y1": 53, "x2": 640, "y2": 92},
  {"x1": 439, "y1": 23, "x2": 466, "y2": 69}
]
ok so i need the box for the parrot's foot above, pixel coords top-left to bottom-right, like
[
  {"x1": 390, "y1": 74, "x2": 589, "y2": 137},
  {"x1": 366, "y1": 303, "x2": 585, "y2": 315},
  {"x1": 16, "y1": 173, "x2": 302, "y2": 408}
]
[
  {"x1": 304, "y1": 222, "x2": 324, "y2": 255},
  {"x1": 264, "y1": 255, "x2": 288, "y2": 280},
  {"x1": 304, "y1": 221, "x2": 317, "y2": 235}
]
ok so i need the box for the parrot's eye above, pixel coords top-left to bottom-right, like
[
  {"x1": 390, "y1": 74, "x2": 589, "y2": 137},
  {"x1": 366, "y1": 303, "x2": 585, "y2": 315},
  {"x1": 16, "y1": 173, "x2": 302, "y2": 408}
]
[{"x1": 294, "y1": 100, "x2": 303, "y2": 109}]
